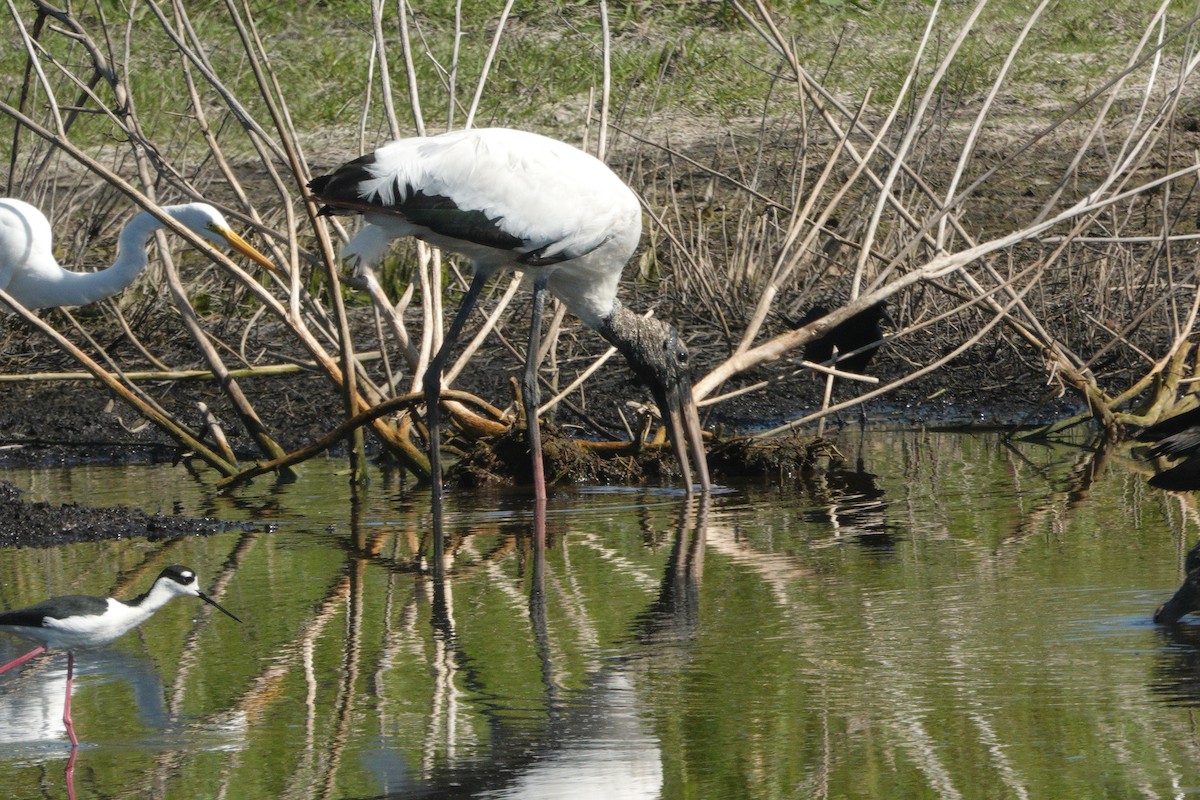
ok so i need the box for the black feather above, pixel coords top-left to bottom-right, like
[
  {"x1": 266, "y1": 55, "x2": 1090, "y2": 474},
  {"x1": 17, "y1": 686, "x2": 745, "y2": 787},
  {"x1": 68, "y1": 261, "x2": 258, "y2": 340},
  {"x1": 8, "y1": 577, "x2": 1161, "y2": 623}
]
[
  {"x1": 1139, "y1": 406, "x2": 1200, "y2": 491},
  {"x1": 308, "y1": 154, "x2": 539, "y2": 256},
  {"x1": 786, "y1": 302, "x2": 890, "y2": 374},
  {"x1": 0, "y1": 595, "x2": 109, "y2": 627}
]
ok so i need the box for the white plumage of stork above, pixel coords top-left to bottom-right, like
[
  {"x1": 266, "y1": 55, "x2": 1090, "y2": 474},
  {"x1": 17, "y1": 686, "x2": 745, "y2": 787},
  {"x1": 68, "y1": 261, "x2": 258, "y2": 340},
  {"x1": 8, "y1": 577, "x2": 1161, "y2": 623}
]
[
  {"x1": 0, "y1": 198, "x2": 275, "y2": 309},
  {"x1": 308, "y1": 127, "x2": 710, "y2": 499}
]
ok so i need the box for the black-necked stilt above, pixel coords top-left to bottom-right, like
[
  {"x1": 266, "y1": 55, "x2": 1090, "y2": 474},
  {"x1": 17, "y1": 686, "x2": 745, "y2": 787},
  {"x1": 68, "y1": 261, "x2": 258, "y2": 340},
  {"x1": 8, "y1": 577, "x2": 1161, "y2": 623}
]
[
  {"x1": 0, "y1": 565, "x2": 240, "y2": 746},
  {"x1": 308, "y1": 128, "x2": 711, "y2": 503}
]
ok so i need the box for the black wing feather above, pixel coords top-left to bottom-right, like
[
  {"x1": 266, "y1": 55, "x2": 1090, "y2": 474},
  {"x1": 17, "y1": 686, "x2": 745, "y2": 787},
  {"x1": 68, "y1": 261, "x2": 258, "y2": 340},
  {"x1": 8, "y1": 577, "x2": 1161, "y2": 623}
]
[
  {"x1": 309, "y1": 153, "x2": 566, "y2": 259},
  {"x1": 0, "y1": 595, "x2": 108, "y2": 627},
  {"x1": 1139, "y1": 406, "x2": 1200, "y2": 443},
  {"x1": 396, "y1": 188, "x2": 529, "y2": 253}
]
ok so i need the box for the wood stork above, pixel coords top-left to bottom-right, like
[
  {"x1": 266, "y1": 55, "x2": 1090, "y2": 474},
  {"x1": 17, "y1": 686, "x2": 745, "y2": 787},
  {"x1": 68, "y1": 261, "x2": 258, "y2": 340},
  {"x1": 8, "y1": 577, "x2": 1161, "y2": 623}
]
[
  {"x1": 308, "y1": 127, "x2": 711, "y2": 501},
  {"x1": 0, "y1": 566, "x2": 240, "y2": 746},
  {"x1": 0, "y1": 198, "x2": 275, "y2": 309}
]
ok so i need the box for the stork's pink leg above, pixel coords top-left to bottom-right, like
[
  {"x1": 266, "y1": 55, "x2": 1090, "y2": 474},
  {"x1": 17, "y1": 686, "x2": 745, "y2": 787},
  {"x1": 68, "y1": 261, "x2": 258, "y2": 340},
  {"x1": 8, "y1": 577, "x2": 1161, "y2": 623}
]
[
  {"x1": 65, "y1": 745, "x2": 78, "y2": 800},
  {"x1": 0, "y1": 645, "x2": 47, "y2": 675},
  {"x1": 63, "y1": 651, "x2": 78, "y2": 748},
  {"x1": 523, "y1": 276, "x2": 550, "y2": 503}
]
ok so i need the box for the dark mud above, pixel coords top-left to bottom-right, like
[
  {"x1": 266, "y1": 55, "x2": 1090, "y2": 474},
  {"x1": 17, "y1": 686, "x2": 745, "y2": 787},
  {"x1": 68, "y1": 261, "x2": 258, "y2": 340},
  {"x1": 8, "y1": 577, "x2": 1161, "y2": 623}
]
[
  {"x1": 0, "y1": 480, "x2": 253, "y2": 549},
  {"x1": 0, "y1": 301, "x2": 1084, "y2": 548}
]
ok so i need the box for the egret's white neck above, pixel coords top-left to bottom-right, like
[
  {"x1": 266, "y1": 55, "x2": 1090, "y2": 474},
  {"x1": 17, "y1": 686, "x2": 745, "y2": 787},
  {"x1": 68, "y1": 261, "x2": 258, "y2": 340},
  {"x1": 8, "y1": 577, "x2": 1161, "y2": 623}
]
[
  {"x1": 81, "y1": 211, "x2": 166, "y2": 306},
  {"x1": 14, "y1": 210, "x2": 169, "y2": 309}
]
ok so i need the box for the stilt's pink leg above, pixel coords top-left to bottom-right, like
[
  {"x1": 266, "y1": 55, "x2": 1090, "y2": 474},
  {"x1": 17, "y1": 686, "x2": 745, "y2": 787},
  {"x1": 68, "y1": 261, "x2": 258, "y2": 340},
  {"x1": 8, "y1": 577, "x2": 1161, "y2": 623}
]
[
  {"x1": 0, "y1": 645, "x2": 47, "y2": 675},
  {"x1": 63, "y1": 651, "x2": 78, "y2": 748}
]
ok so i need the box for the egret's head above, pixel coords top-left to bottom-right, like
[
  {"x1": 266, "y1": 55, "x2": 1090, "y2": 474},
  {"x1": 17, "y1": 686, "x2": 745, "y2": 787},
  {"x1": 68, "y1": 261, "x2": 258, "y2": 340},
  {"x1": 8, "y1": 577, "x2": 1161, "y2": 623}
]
[{"x1": 165, "y1": 203, "x2": 276, "y2": 273}]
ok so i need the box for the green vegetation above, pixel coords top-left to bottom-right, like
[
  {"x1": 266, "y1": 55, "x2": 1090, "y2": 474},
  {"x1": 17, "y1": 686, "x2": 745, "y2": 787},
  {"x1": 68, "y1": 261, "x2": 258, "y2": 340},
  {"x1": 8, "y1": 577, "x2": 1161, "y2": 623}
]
[{"x1": 0, "y1": 1, "x2": 1168, "y2": 149}]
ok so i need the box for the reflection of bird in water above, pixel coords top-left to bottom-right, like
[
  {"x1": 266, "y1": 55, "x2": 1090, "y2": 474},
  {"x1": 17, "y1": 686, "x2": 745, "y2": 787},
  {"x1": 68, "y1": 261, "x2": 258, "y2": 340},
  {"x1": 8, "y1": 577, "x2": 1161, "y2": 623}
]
[
  {"x1": 1137, "y1": 409, "x2": 1200, "y2": 623},
  {"x1": 802, "y1": 451, "x2": 894, "y2": 551},
  {"x1": 1138, "y1": 406, "x2": 1200, "y2": 490},
  {"x1": 0, "y1": 648, "x2": 170, "y2": 744},
  {"x1": 1155, "y1": 540, "x2": 1200, "y2": 625},
  {"x1": 390, "y1": 505, "x2": 688, "y2": 799},
  {"x1": 0, "y1": 566, "x2": 240, "y2": 746},
  {"x1": 308, "y1": 128, "x2": 710, "y2": 502},
  {"x1": 1150, "y1": 620, "x2": 1200, "y2": 706},
  {"x1": 0, "y1": 198, "x2": 274, "y2": 308}
]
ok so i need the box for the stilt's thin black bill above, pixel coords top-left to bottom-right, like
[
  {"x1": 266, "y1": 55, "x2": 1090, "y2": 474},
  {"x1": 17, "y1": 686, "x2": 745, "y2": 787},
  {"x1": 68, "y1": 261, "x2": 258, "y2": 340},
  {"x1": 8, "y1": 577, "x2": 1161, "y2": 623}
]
[{"x1": 199, "y1": 592, "x2": 242, "y2": 623}]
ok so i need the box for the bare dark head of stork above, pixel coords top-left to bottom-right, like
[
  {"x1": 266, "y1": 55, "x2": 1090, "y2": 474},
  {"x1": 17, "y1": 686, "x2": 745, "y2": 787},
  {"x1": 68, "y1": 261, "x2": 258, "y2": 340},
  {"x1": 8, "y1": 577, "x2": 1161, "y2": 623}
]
[
  {"x1": 598, "y1": 301, "x2": 709, "y2": 491},
  {"x1": 307, "y1": 127, "x2": 711, "y2": 500}
]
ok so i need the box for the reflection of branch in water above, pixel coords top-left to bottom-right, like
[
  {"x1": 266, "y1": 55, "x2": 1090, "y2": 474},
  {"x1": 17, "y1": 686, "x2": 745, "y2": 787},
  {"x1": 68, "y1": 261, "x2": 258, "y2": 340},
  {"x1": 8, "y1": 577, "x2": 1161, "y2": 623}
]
[
  {"x1": 120, "y1": 530, "x2": 260, "y2": 798},
  {"x1": 247, "y1": 572, "x2": 351, "y2": 800},
  {"x1": 320, "y1": 494, "x2": 369, "y2": 800},
  {"x1": 860, "y1": 605, "x2": 968, "y2": 800},
  {"x1": 165, "y1": 530, "x2": 261, "y2": 713},
  {"x1": 1002, "y1": 433, "x2": 1112, "y2": 549},
  {"x1": 374, "y1": 538, "x2": 413, "y2": 758},
  {"x1": 944, "y1": 629, "x2": 1033, "y2": 798},
  {"x1": 423, "y1": 572, "x2": 464, "y2": 772},
  {"x1": 187, "y1": 514, "x2": 384, "y2": 800}
]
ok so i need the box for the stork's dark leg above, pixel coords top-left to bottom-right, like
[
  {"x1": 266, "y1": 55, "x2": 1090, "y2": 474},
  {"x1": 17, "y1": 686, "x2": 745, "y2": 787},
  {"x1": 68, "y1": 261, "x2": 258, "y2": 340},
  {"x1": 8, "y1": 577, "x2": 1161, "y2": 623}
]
[
  {"x1": 425, "y1": 270, "x2": 490, "y2": 565},
  {"x1": 63, "y1": 651, "x2": 78, "y2": 747},
  {"x1": 524, "y1": 276, "x2": 549, "y2": 502},
  {"x1": 0, "y1": 644, "x2": 46, "y2": 675}
]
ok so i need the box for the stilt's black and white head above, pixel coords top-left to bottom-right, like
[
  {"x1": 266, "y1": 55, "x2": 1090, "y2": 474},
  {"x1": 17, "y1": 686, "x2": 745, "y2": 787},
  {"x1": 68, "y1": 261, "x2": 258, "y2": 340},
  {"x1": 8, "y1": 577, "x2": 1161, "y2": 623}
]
[
  {"x1": 599, "y1": 303, "x2": 710, "y2": 491},
  {"x1": 155, "y1": 566, "x2": 242, "y2": 623}
]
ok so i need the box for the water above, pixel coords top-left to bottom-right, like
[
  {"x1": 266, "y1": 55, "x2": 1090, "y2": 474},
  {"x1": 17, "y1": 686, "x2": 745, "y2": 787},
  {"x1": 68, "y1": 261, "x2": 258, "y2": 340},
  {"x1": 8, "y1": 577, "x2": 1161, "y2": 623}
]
[{"x1": 0, "y1": 430, "x2": 1197, "y2": 799}]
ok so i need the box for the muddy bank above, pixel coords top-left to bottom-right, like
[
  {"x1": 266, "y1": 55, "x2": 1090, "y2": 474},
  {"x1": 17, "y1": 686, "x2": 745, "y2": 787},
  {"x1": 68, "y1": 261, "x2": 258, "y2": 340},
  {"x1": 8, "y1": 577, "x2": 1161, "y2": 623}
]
[
  {"x1": 0, "y1": 480, "x2": 254, "y2": 549},
  {"x1": 0, "y1": 295, "x2": 1090, "y2": 551},
  {"x1": 0, "y1": 304, "x2": 1085, "y2": 470}
]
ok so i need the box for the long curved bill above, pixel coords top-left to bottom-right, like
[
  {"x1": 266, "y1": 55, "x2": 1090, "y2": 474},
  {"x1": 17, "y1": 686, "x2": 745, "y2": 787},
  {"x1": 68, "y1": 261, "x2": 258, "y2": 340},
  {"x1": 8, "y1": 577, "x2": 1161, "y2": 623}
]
[
  {"x1": 198, "y1": 591, "x2": 243, "y2": 623},
  {"x1": 661, "y1": 381, "x2": 712, "y2": 494},
  {"x1": 216, "y1": 226, "x2": 277, "y2": 274}
]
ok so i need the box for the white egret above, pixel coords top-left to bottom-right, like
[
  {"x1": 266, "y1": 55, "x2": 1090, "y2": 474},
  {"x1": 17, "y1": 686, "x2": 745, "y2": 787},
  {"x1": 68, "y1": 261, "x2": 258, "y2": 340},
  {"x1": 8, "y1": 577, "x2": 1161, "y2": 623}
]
[{"x1": 0, "y1": 198, "x2": 275, "y2": 309}]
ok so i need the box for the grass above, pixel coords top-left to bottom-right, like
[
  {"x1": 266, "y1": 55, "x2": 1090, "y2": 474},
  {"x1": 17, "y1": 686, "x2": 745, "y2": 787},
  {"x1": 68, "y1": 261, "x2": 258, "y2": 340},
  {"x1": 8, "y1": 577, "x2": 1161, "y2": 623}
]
[{"x1": 0, "y1": 1, "x2": 1170, "y2": 154}]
